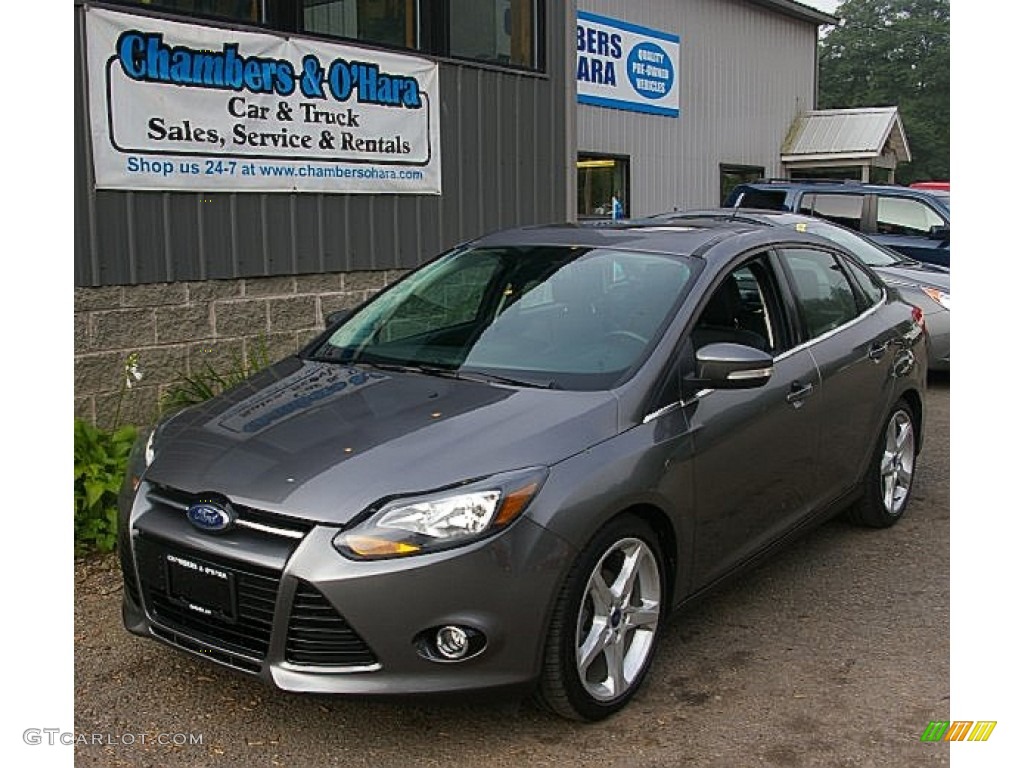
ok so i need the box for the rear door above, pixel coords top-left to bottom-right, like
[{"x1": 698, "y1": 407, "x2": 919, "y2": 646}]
[
  {"x1": 776, "y1": 246, "x2": 897, "y2": 499},
  {"x1": 868, "y1": 195, "x2": 950, "y2": 267}
]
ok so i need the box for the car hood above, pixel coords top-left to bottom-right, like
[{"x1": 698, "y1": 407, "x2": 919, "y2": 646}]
[
  {"x1": 146, "y1": 357, "x2": 619, "y2": 525},
  {"x1": 874, "y1": 261, "x2": 949, "y2": 291}
]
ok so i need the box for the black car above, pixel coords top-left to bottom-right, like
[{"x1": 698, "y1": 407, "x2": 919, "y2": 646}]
[{"x1": 120, "y1": 220, "x2": 927, "y2": 721}]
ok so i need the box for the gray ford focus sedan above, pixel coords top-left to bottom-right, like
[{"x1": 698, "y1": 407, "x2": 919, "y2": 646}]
[{"x1": 119, "y1": 220, "x2": 927, "y2": 721}]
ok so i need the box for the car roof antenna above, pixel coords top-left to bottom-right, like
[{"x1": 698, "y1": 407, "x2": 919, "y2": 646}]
[{"x1": 729, "y1": 191, "x2": 744, "y2": 221}]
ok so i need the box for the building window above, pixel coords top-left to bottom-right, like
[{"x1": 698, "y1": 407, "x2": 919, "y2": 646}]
[
  {"x1": 303, "y1": 0, "x2": 418, "y2": 50},
  {"x1": 720, "y1": 164, "x2": 764, "y2": 205},
  {"x1": 577, "y1": 155, "x2": 629, "y2": 220},
  {"x1": 121, "y1": 0, "x2": 262, "y2": 23},
  {"x1": 114, "y1": 1, "x2": 543, "y2": 71},
  {"x1": 449, "y1": 0, "x2": 536, "y2": 68}
]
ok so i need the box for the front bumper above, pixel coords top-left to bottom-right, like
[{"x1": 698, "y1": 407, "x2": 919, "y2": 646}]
[{"x1": 120, "y1": 482, "x2": 573, "y2": 695}]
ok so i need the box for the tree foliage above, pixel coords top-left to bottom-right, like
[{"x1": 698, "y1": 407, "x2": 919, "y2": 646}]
[{"x1": 819, "y1": 0, "x2": 949, "y2": 184}]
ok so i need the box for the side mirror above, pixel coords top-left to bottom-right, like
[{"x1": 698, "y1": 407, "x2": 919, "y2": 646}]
[
  {"x1": 687, "y1": 342, "x2": 773, "y2": 390},
  {"x1": 928, "y1": 225, "x2": 950, "y2": 241},
  {"x1": 324, "y1": 308, "x2": 352, "y2": 326}
]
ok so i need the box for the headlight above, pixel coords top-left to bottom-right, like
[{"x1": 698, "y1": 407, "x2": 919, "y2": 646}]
[
  {"x1": 921, "y1": 287, "x2": 950, "y2": 310},
  {"x1": 334, "y1": 468, "x2": 547, "y2": 560},
  {"x1": 123, "y1": 427, "x2": 156, "y2": 494},
  {"x1": 144, "y1": 429, "x2": 156, "y2": 466}
]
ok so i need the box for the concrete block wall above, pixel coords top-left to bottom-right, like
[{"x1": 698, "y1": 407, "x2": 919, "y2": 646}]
[{"x1": 74, "y1": 269, "x2": 407, "y2": 429}]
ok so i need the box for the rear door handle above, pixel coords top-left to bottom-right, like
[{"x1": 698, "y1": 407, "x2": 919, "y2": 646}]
[
  {"x1": 786, "y1": 381, "x2": 814, "y2": 406},
  {"x1": 868, "y1": 341, "x2": 889, "y2": 362}
]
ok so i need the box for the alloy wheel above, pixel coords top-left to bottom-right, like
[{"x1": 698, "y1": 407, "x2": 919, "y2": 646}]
[
  {"x1": 575, "y1": 538, "x2": 661, "y2": 702},
  {"x1": 881, "y1": 410, "x2": 915, "y2": 515}
]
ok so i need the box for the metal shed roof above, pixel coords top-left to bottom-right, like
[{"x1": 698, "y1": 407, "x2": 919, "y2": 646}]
[{"x1": 781, "y1": 107, "x2": 912, "y2": 164}]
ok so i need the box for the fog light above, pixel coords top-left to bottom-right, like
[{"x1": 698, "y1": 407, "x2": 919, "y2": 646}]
[
  {"x1": 435, "y1": 625, "x2": 469, "y2": 660},
  {"x1": 415, "y1": 624, "x2": 486, "y2": 662}
]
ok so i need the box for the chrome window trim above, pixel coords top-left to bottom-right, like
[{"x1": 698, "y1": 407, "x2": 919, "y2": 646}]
[
  {"x1": 641, "y1": 296, "x2": 885, "y2": 424},
  {"x1": 774, "y1": 296, "x2": 885, "y2": 364}
]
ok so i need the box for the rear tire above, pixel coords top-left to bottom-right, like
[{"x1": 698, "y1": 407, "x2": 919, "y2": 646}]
[
  {"x1": 535, "y1": 515, "x2": 666, "y2": 721},
  {"x1": 847, "y1": 400, "x2": 917, "y2": 528}
]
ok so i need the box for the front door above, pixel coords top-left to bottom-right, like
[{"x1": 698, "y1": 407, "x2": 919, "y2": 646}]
[{"x1": 685, "y1": 252, "x2": 823, "y2": 588}]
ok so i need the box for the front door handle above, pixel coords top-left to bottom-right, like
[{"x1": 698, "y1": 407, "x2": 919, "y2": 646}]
[{"x1": 786, "y1": 380, "x2": 814, "y2": 407}]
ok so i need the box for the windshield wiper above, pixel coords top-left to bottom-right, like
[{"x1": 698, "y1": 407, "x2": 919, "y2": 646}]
[
  {"x1": 459, "y1": 371, "x2": 560, "y2": 390},
  {"x1": 324, "y1": 357, "x2": 558, "y2": 389},
  {"x1": 360, "y1": 360, "x2": 461, "y2": 380}
]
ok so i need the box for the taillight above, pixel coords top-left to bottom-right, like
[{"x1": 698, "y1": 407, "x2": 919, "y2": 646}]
[{"x1": 911, "y1": 305, "x2": 926, "y2": 331}]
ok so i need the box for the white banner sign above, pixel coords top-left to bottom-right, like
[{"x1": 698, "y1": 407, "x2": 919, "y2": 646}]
[
  {"x1": 576, "y1": 11, "x2": 680, "y2": 118},
  {"x1": 85, "y1": 7, "x2": 441, "y2": 193}
]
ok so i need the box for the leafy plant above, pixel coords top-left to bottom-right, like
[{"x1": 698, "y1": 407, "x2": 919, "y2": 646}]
[
  {"x1": 160, "y1": 336, "x2": 271, "y2": 414},
  {"x1": 74, "y1": 419, "x2": 138, "y2": 555}
]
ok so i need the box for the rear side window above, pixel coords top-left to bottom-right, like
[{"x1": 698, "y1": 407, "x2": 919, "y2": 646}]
[
  {"x1": 798, "y1": 193, "x2": 866, "y2": 230},
  {"x1": 843, "y1": 258, "x2": 886, "y2": 307},
  {"x1": 779, "y1": 248, "x2": 861, "y2": 339},
  {"x1": 876, "y1": 196, "x2": 946, "y2": 237}
]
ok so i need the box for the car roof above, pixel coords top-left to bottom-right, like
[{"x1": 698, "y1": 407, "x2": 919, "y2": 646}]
[
  {"x1": 468, "y1": 220, "x2": 766, "y2": 258},
  {"x1": 644, "y1": 208, "x2": 812, "y2": 228},
  {"x1": 731, "y1": 179, "x2": 948, "y2": 206}
]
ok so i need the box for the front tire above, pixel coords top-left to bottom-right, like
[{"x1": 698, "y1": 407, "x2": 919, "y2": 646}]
[
  {"x1": 535, "y1": 515, "x2": 666, "y2": 721},
  {"x1": 847, "y1": 399, "x2": 917, "y2": 527}
]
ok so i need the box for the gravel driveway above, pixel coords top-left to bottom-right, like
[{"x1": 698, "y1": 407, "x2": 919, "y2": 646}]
[{"x1": 73, "y1": 377, "x2": 950, "y2": 768}]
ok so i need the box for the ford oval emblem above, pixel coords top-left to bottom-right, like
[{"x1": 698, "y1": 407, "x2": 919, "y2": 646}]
[{"x1": 186, "y1": 501, "x2": 235, "y2": 533}]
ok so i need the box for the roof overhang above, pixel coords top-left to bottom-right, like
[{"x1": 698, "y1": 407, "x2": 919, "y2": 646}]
[{"x1": 745, "y1": 0, "x2": 838, "y2": 26}]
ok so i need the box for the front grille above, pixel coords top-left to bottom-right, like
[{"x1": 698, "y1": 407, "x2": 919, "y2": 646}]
[
  {"x1": 147, "y1": 484, "x2": 316, "y2": 542},
  {"x1": 285, "y1": 581, "x2": 378, "y2": 668},
  {"x1": 150, "y1": 625, "x2": 262, "y2": 674},
  {"x1": 135, "y1": 536, "x2": 280, "y2": 663}
]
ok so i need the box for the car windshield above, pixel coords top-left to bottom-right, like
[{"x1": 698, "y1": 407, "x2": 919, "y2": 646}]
[
  {"x1": 794, "y1": 220, "x2": 904, "y2": 267},
  {"x1": 310, "y1": 245, "x2": 698, "y2": 390}
]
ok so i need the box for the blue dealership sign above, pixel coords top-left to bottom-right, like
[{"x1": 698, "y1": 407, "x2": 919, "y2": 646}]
[{"x1": 576, "y1": 11, "x2": 680, "y2": 118}]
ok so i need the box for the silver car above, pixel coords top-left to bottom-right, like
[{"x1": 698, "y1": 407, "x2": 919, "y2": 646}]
[
  {"x1": 119, "y1": 221, "x2": 927, "y2": 721},
  {"x1": 647, "y1": 210, "x2": 949, "y2": 371}
]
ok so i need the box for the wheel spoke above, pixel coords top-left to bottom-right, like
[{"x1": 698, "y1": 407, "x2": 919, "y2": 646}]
[
  {"x1": 604, "y1": 637, "x2": 627, "y2": 697},
  {"x1": 897, "y1": 463, "x2": 913, "y2": 487},
  {"x1": 625, "y1": 601, "x2": 659, "y2": 629},
  {"x1": 886, "y1": 423, "x2": 899, "y2": 453},
  {"x1": 577, "y1": 623, "x2": 608, "y2": 672},
  {"x1": 588, "y1": 574, "x2": 613, "y2": 615},
  {"x1": 883, "y1": 471, "x2": 896, "y2": 511},
  {"x1": 895, "y1": 421, "x2": 911, "y2": 453},
  {"x1": 609, "y1": 543, "x2": 643, "y2": 603}
]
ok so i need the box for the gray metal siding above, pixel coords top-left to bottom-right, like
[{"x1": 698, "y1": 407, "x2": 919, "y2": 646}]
[
  {"x1": 74, "y1": 3, "x2": 570, "y2": 287},
  {"x1": 577, "y1": 0, "x2": 819, "y2": 215}
]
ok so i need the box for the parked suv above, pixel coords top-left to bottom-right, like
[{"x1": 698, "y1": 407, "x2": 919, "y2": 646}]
[{"x1": 724, "y1": 180, "x2": 950, "y2": 268}]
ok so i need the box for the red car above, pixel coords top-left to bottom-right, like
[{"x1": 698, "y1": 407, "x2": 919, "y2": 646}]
[{"x1": 910, "y1": 181, "x2": 950, "y2": 192}]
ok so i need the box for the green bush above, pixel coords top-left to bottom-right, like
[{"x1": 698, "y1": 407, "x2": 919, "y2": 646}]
[
  {"x1": 74, "y1": 419, "x2": 137, "y2": 555},
  {"x1": 161, "y1": 337, "x2": 270, "y2": 414}
]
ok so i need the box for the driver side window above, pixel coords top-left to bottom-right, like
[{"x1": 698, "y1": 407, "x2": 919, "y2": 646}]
[{"x1": 691, "y1": 253, "x2": 791, "y2": 357}]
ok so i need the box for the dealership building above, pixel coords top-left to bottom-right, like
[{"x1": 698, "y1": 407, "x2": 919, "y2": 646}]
[{"x1": 74, "y1": 0, "x2": 835, "y2": 426}]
